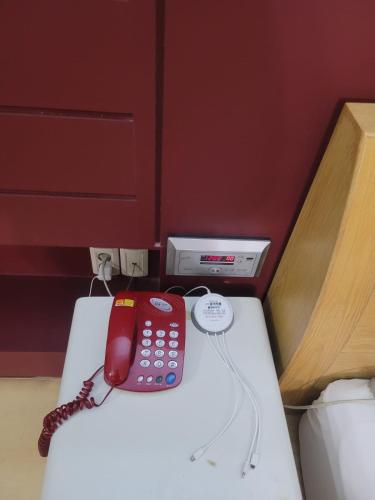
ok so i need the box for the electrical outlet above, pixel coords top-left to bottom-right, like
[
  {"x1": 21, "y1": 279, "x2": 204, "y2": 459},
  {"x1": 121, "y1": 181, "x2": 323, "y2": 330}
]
[
  {"x1": 120, "y1": 249, "x2": 148, "y2": 277},
  {"x1": 89, "y1": 248, "x2": 120, "y2": 276}
]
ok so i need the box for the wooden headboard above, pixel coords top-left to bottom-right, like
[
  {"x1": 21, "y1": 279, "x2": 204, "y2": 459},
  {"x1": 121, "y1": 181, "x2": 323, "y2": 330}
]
[{"x1": 265, "y1": 103, "x2": 375, "y2": 405}]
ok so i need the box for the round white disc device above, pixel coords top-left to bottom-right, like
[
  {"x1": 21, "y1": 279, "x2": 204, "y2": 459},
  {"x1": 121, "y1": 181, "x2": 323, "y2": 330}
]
[{"x1": 192, "y1": 293, "x2": 234, "y2": 334}]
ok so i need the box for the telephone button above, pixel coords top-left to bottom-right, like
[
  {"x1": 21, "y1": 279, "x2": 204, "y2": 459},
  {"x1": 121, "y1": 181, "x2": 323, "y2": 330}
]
[
  {"x1": 142, "y1": 339, "x2": 152, "y2": 347},
  {"x1": 155, "y1": 339, "x2": 165, "y2": 348},
  {"x1": 146, "y1": 376, "x2": 153, "y2": 383},
  {"x1": 154, "y1": 360, "x2": 164, "y2": 368},
  {"x1": 168, "y1": 361, "x2": 178, "y2": 369},
  {"x1": 169, "y1": 331, "x2": 179, "y2": 339},
  {"x1": 140, "y1": 359, "x2": 150, "y2": 368},
  {"x1": 155, "y1": 349, "x2": 165, "y2": 358},
  {"x1": 143, "y1": 329, "x2": 152, "y2": 337},
  {"x1": 137, "y1": 376, "x2": 144, "y2": 383},
  {"x1": 145, "y1": 320, "x2": 152, "y2": 327},
  {"x1": 168, "y1": 350, "x2": 178, "y2": 358},
  {"x1": 168, "y1": 340, "x2": 178, "y2": 348},
  {"x1": 141, "y1": 349, "x2": 151, "y2": 357},
  {"x1": 156, "y1": 330, "x2": 166, "y2": 338},
  {"x1": 156, "y1": 376, "x2": 163, "y2": 384},
  {"x1": 170, "y1": 322, "x2": 179, "y2": 328},
  {"x1": 166, "y1": 372, "x2": 176, "y2": 385}
]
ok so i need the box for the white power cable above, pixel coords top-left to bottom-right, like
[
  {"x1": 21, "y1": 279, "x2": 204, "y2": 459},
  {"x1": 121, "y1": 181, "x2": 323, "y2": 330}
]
[
  {"x1": 284, "y1": 398, "x2": 375, "y2": 410},
  {"x1": 190, "y1": 330, "x2": 262, "y2": 478},
  {"x1": 164, "y1": 285, "x2": 187, "y2": 294},
  {"x1": 184, "y1": 286, "x2": 211, "y2": 296},
  {"x1": 221, "y1": 334, "x2": 261, "y2": 476},
  {"x1": 89, "y1": 276, "x2": 98, "y2": 297},
  {"x1": 190, "y1": 333, "x2": 243, "y2": 462}
]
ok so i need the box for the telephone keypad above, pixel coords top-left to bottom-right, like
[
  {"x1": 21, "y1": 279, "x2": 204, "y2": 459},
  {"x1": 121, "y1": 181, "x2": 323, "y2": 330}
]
[{"x1": 139, "y1": 323, "x2": 179, "y2": 376}]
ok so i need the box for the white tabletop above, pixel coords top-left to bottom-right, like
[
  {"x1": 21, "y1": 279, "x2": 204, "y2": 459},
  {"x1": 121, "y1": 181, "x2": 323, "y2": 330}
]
[{"x1": 41, "y1": 296, "x2": 301, "y2": 500}]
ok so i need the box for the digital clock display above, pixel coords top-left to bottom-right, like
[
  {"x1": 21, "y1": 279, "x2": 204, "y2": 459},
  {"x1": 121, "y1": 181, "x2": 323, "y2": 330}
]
[{"x1": 200, "y1": 255, "x2": 235, "y2": 264}]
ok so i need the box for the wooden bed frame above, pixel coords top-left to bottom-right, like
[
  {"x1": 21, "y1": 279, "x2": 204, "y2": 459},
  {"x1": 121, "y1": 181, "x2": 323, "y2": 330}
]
[{"x1": 265, "y1": 103, "x2": 375, "y2": 404}]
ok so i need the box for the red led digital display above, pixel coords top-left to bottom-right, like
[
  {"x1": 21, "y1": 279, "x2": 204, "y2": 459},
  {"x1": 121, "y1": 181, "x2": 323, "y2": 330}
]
[{"x1": 200, "y1": 255, "x2": 235, "y2": 263}]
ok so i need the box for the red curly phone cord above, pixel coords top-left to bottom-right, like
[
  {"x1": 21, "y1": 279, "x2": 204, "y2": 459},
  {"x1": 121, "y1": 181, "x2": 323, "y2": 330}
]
[{"x1": 38, "y1": 365, "x2": 114, "y2": 457}]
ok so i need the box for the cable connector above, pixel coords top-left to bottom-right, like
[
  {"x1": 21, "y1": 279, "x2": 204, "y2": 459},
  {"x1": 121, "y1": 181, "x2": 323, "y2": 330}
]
[
  {"x1": 241, "y1": 452, "x2": 260, "y2": 478},
  {"x1": 190, "y1": 447, "x2": 206, "y2": 461},
  {"x1": 241, "y1": 461, "x2": 250, "y2": 478},
  {"x1": 250, "y1": 452, "x2": 260, "y2": 469}
]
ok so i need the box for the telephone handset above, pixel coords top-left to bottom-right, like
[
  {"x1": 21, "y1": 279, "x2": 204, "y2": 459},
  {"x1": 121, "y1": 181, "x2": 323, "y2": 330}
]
[
  {"x1": 38, "y1": 291, "x2": 186, "y2": 457},
  {"x1": 104, "y1": 291, "x2": 186, "y2": 391}
]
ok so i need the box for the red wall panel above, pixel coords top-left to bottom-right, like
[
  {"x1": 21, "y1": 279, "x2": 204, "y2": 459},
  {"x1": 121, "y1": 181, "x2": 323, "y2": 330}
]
[
  {"x1": 0, "y1": 110, "x2": 136, "y2": 195},
  {"x1": 161, "y1": 0, "x2": 375, "y2": 298},
  {"x1": 0, "y1": 0, "x2": 157, "y2": 248},
  {"x1": 0, "y1": 1, "x2": 149, "y2": 112}
]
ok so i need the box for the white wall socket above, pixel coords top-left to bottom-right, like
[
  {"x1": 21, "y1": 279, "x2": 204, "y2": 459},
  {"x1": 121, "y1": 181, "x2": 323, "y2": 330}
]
[
  {"x1": 89, "y1": 248, "x2": 121, "y2": 276},
  {"x1": 120, "y1": 249, "x2": 148, "y2": 277}
]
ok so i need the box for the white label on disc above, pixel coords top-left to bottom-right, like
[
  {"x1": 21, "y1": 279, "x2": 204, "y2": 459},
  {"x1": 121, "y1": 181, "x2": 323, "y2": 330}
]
[
  {"x1": 201, "y1": 298, "x2": 227, "y2": 323},
  {"x1": 193, "y1": 293, "x2": 234, "y2": 333}
]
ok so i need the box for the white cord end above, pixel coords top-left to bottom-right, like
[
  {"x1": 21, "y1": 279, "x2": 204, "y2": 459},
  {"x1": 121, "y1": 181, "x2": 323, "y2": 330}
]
[
  {"x1": 241, "y1": 462, "x2": 249, "y2": 478},
  {"x1": 190, "y1": 447, "x2": 206, "y2": 461},
  {"x1": 241, "y1": 452, "x2": 260, "y2": 478},
  {"x1": 250, "y1": 452, "x2": 260, "y2": 469}
]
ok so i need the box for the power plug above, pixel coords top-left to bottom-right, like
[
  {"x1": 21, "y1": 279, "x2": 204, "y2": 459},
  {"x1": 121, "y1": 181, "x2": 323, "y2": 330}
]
[{"x1": 97, "y1": 255, "x2": 113, "y2": 282}]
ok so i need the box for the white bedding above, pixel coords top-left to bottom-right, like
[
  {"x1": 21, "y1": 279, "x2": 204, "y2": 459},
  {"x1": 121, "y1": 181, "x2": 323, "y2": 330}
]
[{"x1": 299, "y1": 379, "x2": 375, "y2": 500}]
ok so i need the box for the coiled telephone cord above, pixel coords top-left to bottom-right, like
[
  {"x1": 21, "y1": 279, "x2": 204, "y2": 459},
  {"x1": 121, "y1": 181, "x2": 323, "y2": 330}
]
[{"x1": 38, "y1": 365, "x2": 114, "y2": 457}]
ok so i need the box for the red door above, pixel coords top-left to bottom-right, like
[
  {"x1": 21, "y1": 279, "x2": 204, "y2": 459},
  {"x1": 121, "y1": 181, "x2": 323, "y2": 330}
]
[{"x1": 0, "y1": 0, "x2": 156, "y2": 248}]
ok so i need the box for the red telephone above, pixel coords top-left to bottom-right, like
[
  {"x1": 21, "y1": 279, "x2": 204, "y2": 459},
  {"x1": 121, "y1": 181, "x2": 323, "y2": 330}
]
[
  {"x1": 38, "y1": 291, "x2": 186, "y2": 457},
  {"x1": 104, "y1": 291, "x2": 186, "y2": 391}
]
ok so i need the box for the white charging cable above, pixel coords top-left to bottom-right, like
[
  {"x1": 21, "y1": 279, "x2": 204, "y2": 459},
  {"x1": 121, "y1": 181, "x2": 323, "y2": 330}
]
[
  {"x1": 190, "y1": 330, "x2": 261, "y2": 478},
  {"x1": 164, "y1": 286, "x2": 187, "y2": 294},
  {"x1": 220, "y1": 334, "x2": 261, "y2": 476},
  {"x1": 184, "y1": 286, "x2": 211, "y2": 296},
  {"x1": 190, "y1": 333, "x2": 243, "y2": 462}
]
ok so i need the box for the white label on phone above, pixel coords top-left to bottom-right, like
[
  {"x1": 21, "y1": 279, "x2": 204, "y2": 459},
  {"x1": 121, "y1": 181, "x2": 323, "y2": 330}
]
[{"x1": 150, "y1": 298, "x2": 173, "y2": 312}]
